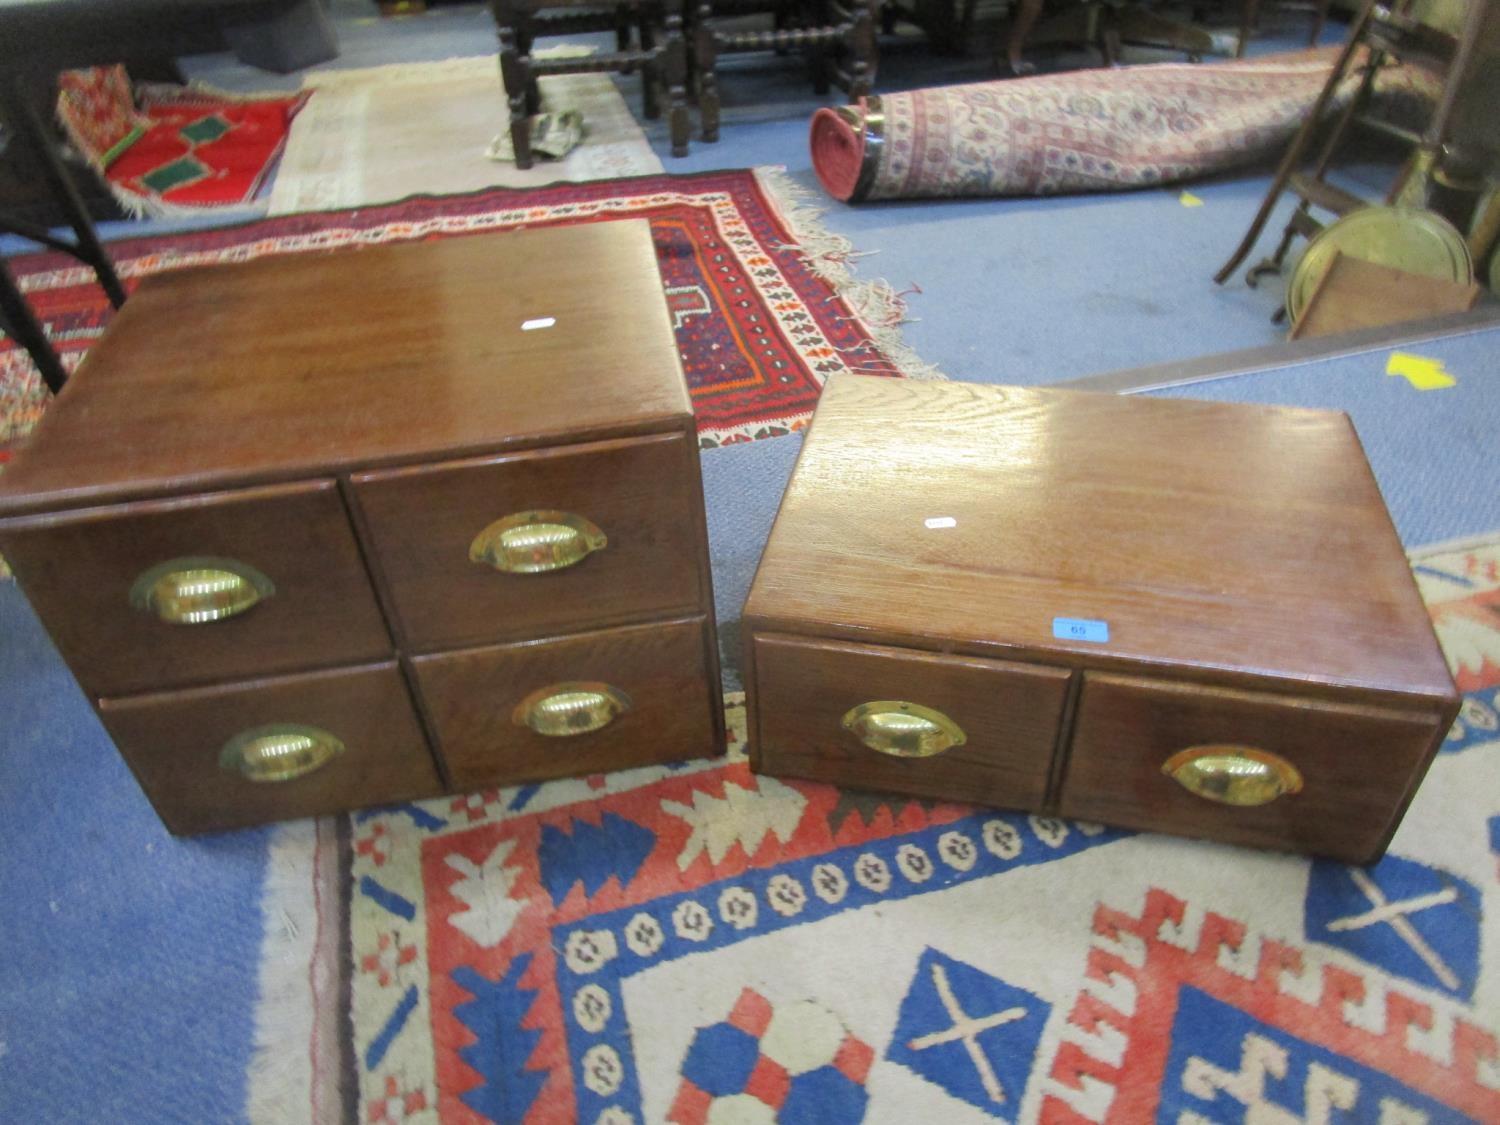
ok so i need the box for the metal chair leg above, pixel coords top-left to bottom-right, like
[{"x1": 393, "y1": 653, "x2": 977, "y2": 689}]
[
  {"x1": 2, "y1": 75, "x2": 126, "y2": 310},
  {"x1": 0, "y1": 257, "x2": 70, "y2": 395}
]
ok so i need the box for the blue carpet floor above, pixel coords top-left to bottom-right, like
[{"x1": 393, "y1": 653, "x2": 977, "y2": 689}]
[
  {"x1": 1, "y1": 3, "x2": 1493, "y2": 1119},
  {"x1": 0, "y1": 587, "x2": 270, "y2": 1121}
]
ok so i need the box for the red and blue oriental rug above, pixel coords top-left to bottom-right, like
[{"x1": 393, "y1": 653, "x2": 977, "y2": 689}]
[
  {"x1": 0, "y1": 168, "x2": 932, "y2": 465},
  {"x1": 252, "y1": 536, "x2": 1500, "y2": 1122}
]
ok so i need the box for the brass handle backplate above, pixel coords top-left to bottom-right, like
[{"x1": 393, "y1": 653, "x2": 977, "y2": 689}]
[
  {"x1": 129, "y1": 557, "x2": 275, "y2": 625},
  {"x1": 469, "y1": 511, "x2": 607, "y2": 574},
  {"x1": 219, "y1": 723, "x2": 344, "y2": 783},
  {"x1": 514, "y1": 682, "x2": 631, "y2": 737},
  {"x1": 842, "y1": 701, "x2": 967, "y2": 758},
  {"x1": 1162, "y1": 745, "x2": 1304, "y2": 807}
]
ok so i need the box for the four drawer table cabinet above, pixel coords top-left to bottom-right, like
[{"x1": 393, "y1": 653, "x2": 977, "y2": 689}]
[
  {"x1": 741, "y1": 375, "x2": 1459, "y2": 863},
  {"x1": 0, "y1": 223, "x2": 725, "y2": 833}
]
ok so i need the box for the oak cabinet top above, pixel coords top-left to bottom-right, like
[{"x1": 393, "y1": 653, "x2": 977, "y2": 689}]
[
  {"x1": 0, "y1": 220, "x2": 691, "y2": 514},
  {"x1": 744, "y1": 374, "x2": 1454, "y2": 705}
]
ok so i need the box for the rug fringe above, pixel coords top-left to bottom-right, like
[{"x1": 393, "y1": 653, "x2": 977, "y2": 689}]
[
  {"x1": 135, "y1": 80, "x2": 307, "y2": 105},
  {"x1": 246, "y1": 817, "x2": 343, "y2": 1125},
  {"x1": 101, "y1": 184, "x2": 270, "y2": 221},
  {"x1": 752, "y1": 166, "x2": 946, "y2": 382}
]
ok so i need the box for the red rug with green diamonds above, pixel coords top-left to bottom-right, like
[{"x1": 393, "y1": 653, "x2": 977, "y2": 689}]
[
  {"x1": 57, "y1": 70, "x2": 308, "y2": 218},
  {"x1": 103, "y1": 86, "x2": 309, "y2": 214},
  {"x1": 0, "y1": 169, "x2": 923, "y2": 468}
]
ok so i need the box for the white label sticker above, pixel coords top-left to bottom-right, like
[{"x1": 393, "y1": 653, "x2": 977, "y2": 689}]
[
  {"x1": 1053, "y1": 617, "x2": 1109, "y2": 643},
  {"x1": 924, "y1": 516, "x2": 957, "y2": 529},
  {"x1": 521, "y1": 317, "x2": 557, "y2": 331}
]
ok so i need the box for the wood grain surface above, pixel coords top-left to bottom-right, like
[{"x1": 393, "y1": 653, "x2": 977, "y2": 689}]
[
  {"x1": 0, "y1": 480, "x2": 392, "y2": 696},
  {"x1": 98, "y1": 661, "x2": 442, "y2": 835},
  {"x1": 750, "y1": 633, "x2": 1072, "y2": 811},
  {"x1": 413, "y1": 616, "x2": 721, "y2": 789},
  {"x1": 1290, "y1": 253, "x2": 1484, "y2": 341},
  {"x1": 0, "y1": 221, "x2": 691, "y2": 514},
  {"x1": 744, "y1": 374, "x2": 1455, "y2": 705},
  {"x1": 352, "y1": 431, "x2": 704, "y2": 649},
  {"x1": 1057, "y1": 673, "x2": 1449, "y2": 863}
]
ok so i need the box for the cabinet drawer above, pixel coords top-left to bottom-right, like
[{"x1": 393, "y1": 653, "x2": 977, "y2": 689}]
[
  {"x1": 1057, "y1": 674, "x2": 1447, "y2": 863},
  {"x1": 98, "y1": 662, "x2": 442, "y2": 835},
  {"x1": 749, "y1": 634, "x2": 1072, "y2": 810},
  {"x1": 0, "y1": 481, "x2": 391, "y2": 696},
  {"x1": 352, "y1": 433, "x2": 705, "y2": 650},
  {"x1": 412, "y1": 617, "x2": 720, "y2": 789}
]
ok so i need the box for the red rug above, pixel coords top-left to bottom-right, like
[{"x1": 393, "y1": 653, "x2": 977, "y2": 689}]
[
  {"x1": 57, "y1": 68, "x2": 307, "y2": 217},
  {"x1": 0, "y1": 170, "x2": 929, "y2": 464}
]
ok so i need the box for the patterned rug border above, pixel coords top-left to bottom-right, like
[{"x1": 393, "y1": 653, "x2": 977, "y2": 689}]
[{"x1": 750, "y1": 167, "x2": 945, "y2": 385}]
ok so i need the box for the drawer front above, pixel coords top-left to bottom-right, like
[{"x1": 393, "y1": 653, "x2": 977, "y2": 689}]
[
  {"x1": 0, "y1": 481, "x2": 391, "y2": 696},
  {"x1": 352, "y1": 433, "x2": 705, "y2": 650},
  {"x1": 98, "y1": 662, "x2": 442, "y2": 834},
  {"x1": 749, "y1": 633, "x2": 1072, "y2": 810},
  {"x1": 412, "y1": 617, "x2": 720, "y2": 790},
  {"x1": 1057, "y1": 673, "x2": 1446, "y2": 862}
]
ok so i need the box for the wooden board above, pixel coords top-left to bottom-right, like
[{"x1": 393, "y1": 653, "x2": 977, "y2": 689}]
[{"x1": 1290, "y1": 252, "x2": 1485, "y2": 341}]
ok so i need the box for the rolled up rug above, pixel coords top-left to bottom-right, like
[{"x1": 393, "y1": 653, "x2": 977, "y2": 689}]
[{"x1": 811, "y1": 47, "x2": 1436, "y2": 203}]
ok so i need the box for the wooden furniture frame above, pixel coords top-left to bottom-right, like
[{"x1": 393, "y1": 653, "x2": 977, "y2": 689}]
[
  {"x1": 489, "y1": 0, "x2": 691, "y2": 166},
  {"x1": 692, "y1": 0, "x2": 877, "y2": 143},
  {"x1": 1215, "y1": 0, "x2": 1498, "y2": 291}
]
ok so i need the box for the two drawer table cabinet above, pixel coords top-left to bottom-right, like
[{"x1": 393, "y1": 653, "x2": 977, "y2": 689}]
[
  {"x1": 742, "y1": 375, "x2": 1458, "y2": 863},
  {"x1": 0, "y1": 221, "x2": 725, "y2": 834}
]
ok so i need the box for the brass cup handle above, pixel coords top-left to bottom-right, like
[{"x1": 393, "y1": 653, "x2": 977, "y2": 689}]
[
  {"x1": 219, "y1": 723, "x2": 345, "y2": 783},
  {"x1": 514, "y1": 682, "x2": 632, "y2": 737},
  {"x1": 842, "y1": 701, "x2": 967, "y2": 758},
  {"x1": 1162, "y1": 745, "x2": 1304, "y2": 807},
  {"x1": 130, "y1": 557, "x2": 275, "y2": 625},
  {"x1": 470, "y1": 511, "x2": 607, "y2": 574}
]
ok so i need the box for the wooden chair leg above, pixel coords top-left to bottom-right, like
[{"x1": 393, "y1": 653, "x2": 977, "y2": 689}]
[
  {"x1": 1000, "y1": 0, "x2": 1043, "y2": 74},
  {"x1": 663, "y1": 0, "x2": 691, "y2": 157},
  {"x1": 695, "y1": 1, "x2": 721, "y2": 141},
  {"x1": 496, "y1": 23, "x2": 535, "y2": 169},
  {"x1": 641, "y1": 14, "x2": 661, "y2": 119},
  {"x1": 1213, "y1": 0, "x2": 1377, "y2": 283},
  {"x1": 1237, "y1": 0, "x2": 1258, "y2": 57},
  {"x1": 1100, "y1": 10, "x2": 1122, "y2": 66},
  {"x1": 849, "y1": 0, "x2": 877, "y2": 95}
]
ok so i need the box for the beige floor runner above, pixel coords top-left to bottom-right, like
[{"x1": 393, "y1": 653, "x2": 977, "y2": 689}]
[{"x1": 267, "y1": 51, "x2": 663, "y2": 214}]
